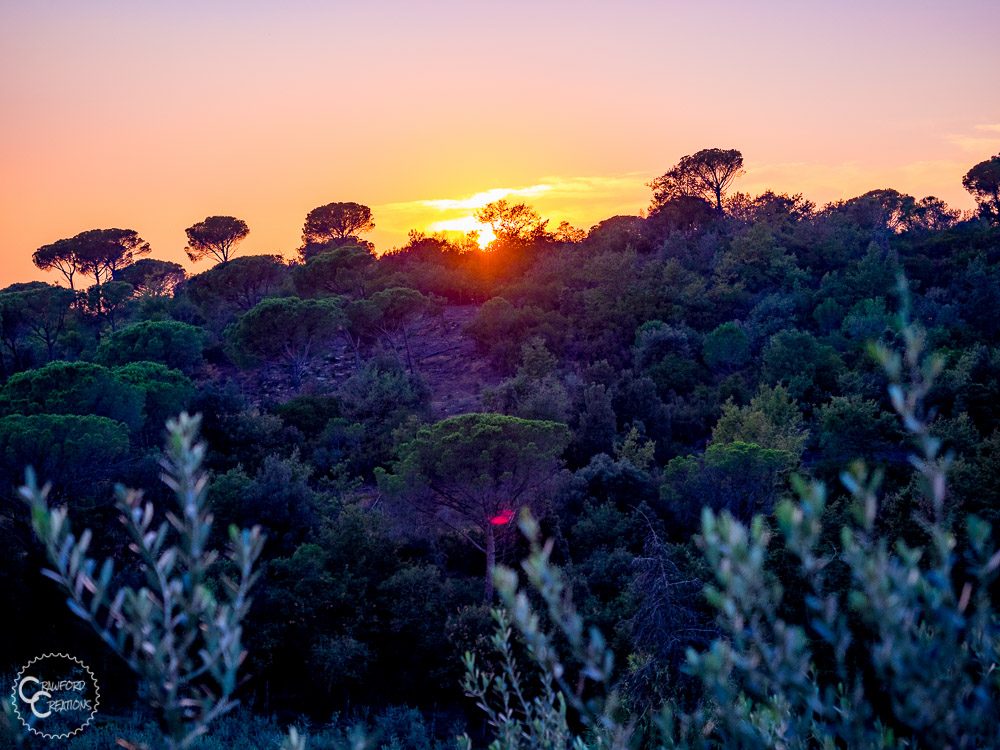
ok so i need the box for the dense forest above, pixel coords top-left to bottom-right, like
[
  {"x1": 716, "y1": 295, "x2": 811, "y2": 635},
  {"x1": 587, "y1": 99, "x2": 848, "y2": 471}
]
[{"x1": 2, "y1": 148, "x2": 1000, "y2": 749}]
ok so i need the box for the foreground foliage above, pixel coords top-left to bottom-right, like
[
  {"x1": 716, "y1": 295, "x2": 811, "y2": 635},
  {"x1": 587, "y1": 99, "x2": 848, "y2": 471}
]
[
  {"x1": 19, "y1": 414, "x2": 265, "y2": 750},
  {"x1": 464, "y1": 297, "x2": 1000, "y2": 749}
]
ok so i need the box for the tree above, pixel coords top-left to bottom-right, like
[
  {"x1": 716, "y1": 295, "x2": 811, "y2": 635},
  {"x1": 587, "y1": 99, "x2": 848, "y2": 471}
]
[
  {"x1": 815, "y1": 394, "x2": 900, "y2": 472},
  {"x1": 380, "y1": 413, "x2": 570, "y2": 600},
  {"x1": 486, "y1": 339, "x2": 572, "y2": 423},
  {"x1": 0, "y1": 291, "x2": 32, "y2": 373},
  {"x1": 97, "y1": 320, "x2": 206, "y2": 373},
  {"x1": 302, "y1": 202, "x2": 375, "y2": 246},
  {"x1": 227, "y1": 297, "x2": 345, "y2": 384},
  {"x1": 726, "y1": 190, "x2": 815, "y2": 226},
  {"x1": 762, "y1": 328, "x2": 844, "y2": 403},
  {"x1": 113, "y1": 361, "x2": 196, "y2": 440},
  {"x1": 20, "y1": 414, "x2": 265, "y2": 750},
  {"x1": 340, "y1": 297, "x2": 381, "y2": 365},
  {"x1": 0, "y1": 283, "x2": 73, "y2": 369},
  {"x1": 649, "y1": 147, "x2": 744, "y2": 212},
  {"x1": 714, "y1": 223, "x2": 802, "y2": 292},
  {"x1": 369, "y1": 286, "x2": 436, "y2": 372},
  {"x1": 74, "y1": 228, "x2": 151, "y2": 286},
  {"x1": 2, "y1": 283, "x2": 77, "y2": 360},
  {"x1": 114, "y1": 258, "x2": 186, "y2": 297},
  {"x1": 0, "y1": 360, "x2": 145, "y2": 433},
  {"x1": 475, "y1": 200, "x2": 549, "y2": 244},
  {"x1": 292, "y1": 244, "x2": 377, "y2": 298},
  {"x1": 31, "y1": 237, "x2": 82, "y2": 289},
  {"x1": 32, "y1": 228, "x2": 149, "y2": 290},
  {"x1": 586, "y1": 215, "x2": 648, "y2": 253},
  {"x1": 0, "y1": 413, "x2": 129, "y2": 497},
  {"x1": 331, "y1": 357, "x2": 432, "y2": 473},
  {"x1": 702, "y1": 321, "x2": 750, "y2": 372},
  {"x1": 661, "y1": 441, "x2": 794, "y2": 527},
  {"x1": 962, "y1": 153, "x2": 1000, "y2": 224},
  {"x1": 712, "y1": 384, "x2": 808, "y2": 457},
  {"x1": 834, "y1": 188, "x2": 960, "y2": 234},
  {"x1": 184, "y1": 215, "x2": 250, "y2": 264},
  {"x1": 908, "y1": 195, "x2": 960, "y2": 231},
  {"x1": 553, "y1": 220, "x2": 586, "y2": 243},
  {"x1": 184, "y1": 254, "x2": 288, "y2": 326},
  {"x1": 645, "y1": 195, "x2": 717, "y2": 239},
  {"x1": 84, "y1": 278, "x2": 134, "y2": 332},
  {"x1": 467, "y1": 297, "x2": 553, "y2": 371}
]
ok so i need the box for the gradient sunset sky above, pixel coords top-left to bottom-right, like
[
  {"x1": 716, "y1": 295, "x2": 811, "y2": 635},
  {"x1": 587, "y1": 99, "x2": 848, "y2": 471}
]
[{"x1": 2, "y1": 0, "x2": 999, "y2": 286}]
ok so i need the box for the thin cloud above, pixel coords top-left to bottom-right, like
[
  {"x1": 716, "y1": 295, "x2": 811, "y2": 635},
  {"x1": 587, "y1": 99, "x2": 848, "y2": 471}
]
[
  {"x1": 372, "y1": 174, "x2": 651, "y2": 250},
  {"x1": 422, "y1": 185, "x2": 553, "y2": 211},
  {"x1": 381, "y1": 174, "x2": 648, "y2": 215},
  {"x1": 945, "y1": 123, "x2": 1000, "y2": 153}
]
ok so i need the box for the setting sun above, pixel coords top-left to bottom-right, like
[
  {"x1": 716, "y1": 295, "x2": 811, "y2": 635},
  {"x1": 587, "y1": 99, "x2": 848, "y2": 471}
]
[{"x1": 426, "y1": 215, "x2": 496, "y2": 248}]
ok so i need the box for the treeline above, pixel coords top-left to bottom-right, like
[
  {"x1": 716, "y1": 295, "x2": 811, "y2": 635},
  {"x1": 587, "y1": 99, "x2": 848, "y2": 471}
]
[{"x1": 1, "y1": 149, "x2": 999, "y2": 746}]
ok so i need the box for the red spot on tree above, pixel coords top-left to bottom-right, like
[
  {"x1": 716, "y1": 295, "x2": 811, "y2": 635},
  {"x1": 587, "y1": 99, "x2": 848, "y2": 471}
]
[{"x1": 490, "y1": 509, "x2": 515, "y2": 526}]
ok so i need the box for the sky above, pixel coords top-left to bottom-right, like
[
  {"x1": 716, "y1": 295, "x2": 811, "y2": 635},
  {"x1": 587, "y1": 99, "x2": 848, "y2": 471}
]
[{"x1": 1, "y1": 0, "x2": 999, "y2": 286}]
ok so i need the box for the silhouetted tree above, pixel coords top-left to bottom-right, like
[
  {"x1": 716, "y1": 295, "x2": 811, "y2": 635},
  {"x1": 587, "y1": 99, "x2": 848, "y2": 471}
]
[
  {"x1": 650, "y1": 148, "x2": 744, "y2": 211},
  {"x1": 114, "y1": 258, "x2": 186, "y2": 297},
  {"x1": 184, "y1": 215, "x2": 250, "y2": 264},
  {"x1": 32, "y1": 228, "x2": 149, "y2": 290},
  {"x1": 475, "y1": 200, "x2": 549, "y2": 244},
  {"x1": 908, "y1": 195, "x2": 960, "y2": 231},
  {"x1": 302, "y1": 202, "x2": 375, "y2": 245},
  {"x1": 553, "y1": 220, "x2": 586, "y2": 243},
  {"x1": 646, "y1": 195, "x2": 717, "y2": 240},
  {"x1": 828, "y1": 188, "x2": 955, "y2": 234},
  {"x1": 963, "y1": 153, "x2": 1000, "y2": 224},
  {"x1": 32, "y1": 237, "x2": 82, "y2": 289},
  {"x1": 75, "y1": 228, "x2": 150, "y2": 285},
  {"x1": 726, "y1": 191, "x2": 815, "y2": 226},
  {"x1": 586, "y1": 215, "x2": 648, "y2": 252}
]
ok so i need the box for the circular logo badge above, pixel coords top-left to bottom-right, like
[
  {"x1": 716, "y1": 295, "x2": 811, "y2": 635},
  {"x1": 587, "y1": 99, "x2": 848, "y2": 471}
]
[{"x1": 11, "y1": 653, "x2": 99, "y2": 739}]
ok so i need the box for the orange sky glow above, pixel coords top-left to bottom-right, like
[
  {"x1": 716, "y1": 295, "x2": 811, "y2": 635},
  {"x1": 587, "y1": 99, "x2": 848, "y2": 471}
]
[{"x1": 2, "y1": 0, "x2": 999, "y2": 286}]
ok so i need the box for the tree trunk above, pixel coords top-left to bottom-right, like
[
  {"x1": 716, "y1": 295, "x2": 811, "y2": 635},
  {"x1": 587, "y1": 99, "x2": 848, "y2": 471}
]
[
  {"x1": 402, "y1": 327, "x2": 414, "y2": 374},
  {"x1": 484, "y1": 524, "x2": 496, "y2": 602}
]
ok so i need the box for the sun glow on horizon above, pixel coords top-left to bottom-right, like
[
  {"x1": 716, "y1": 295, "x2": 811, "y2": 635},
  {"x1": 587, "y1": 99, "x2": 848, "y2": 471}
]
[
  {"x1": 392, "y1": 183, "x2": 573, "y2": 250},
  {"x1": 425, "y1": 215, "x2": 496, "y2": 248}
]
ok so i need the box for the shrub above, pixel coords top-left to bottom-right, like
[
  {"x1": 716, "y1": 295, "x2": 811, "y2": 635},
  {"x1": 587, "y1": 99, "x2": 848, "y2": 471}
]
[
  {"x1": 702, "y1": 321, "x2": 750, "y2": 371},
  {"x1": 0, "y1": 360, "x2": 145, "y2": 432},
  {"x1": 0, "y1": 413, "x2": 129, "y2": 496},
  {"x1": 97, "y1": 320, "x2": 206, "y2": 373}
]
